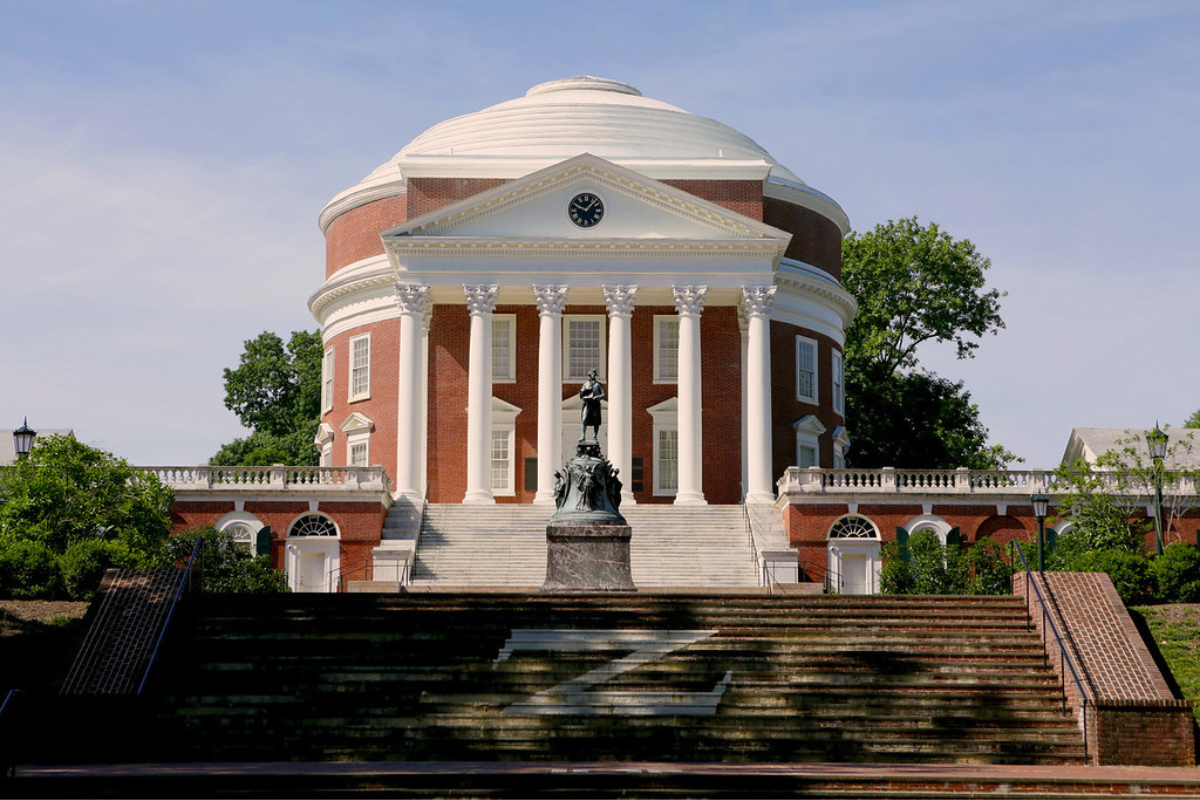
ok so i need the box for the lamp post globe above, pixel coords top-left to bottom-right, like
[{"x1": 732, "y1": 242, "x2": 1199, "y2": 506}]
[
  {"x1": 12, "y1": 418, "x2": 36, "y2": 459},
  {"x1": 1031, "y1": 492, "x2": 1049, "y2": 573}
]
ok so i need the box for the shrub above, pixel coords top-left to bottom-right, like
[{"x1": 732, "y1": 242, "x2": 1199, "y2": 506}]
[
  {"x1": 165, "y1": 528, "x2": 288, "y2": 594},
  {"x1": 0, "y1": 538, "x2": 61, "y2": 599},
  {"x1": 1072, "y1": 548, "x2": 1153, "y2": 605},
  {"x1": 969, "y1": 538, "x2": 1012, "y2": 595},
  {"x1": 59, "y1": 539, "x2": 141, "y2": 601},
  {"x1": 1151, "y1": 543, "x2": 1200, "y2": 603},
  {"x1": 879, "y1": 542, "x2": 912, "y2": 595}
]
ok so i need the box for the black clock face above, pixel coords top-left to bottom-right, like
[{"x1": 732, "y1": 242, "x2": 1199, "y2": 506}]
[{"x1": 568, "y1": 192, "x2": 605, "y2": 228}]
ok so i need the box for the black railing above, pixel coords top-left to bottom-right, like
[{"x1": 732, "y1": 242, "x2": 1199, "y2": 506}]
[
  {"x1": 797, "y1": 559, "x2": 841, "y2": 594},
  {"x1": 137, "y1": 534, "x2": 203, "y2": 695},
  {"x1": 738, "y1": 486, "x2": 764, "y2": 589},
  {"x1": 1013, "y1": 541, "x2": 1090, "y2": 760}
]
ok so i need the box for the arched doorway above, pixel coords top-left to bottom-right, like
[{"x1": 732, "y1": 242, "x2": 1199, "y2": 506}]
[
  {"x1": 285, "y1": 513, "x2": 340, "y2": 593},
  {"x1": 827, "y1": 515, "x2": 881, "y2": 595}
]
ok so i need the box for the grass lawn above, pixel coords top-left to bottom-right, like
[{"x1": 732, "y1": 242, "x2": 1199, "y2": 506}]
[{"x1": 1132, "y1": 603, "x2": 1200, "y2": 722}]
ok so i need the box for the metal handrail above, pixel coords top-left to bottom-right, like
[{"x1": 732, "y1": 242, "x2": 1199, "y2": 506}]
[
  {"x1": 797, "y1": 559, "x2": 842, "y2": 594},
  {"x1": 137, "y1": 534, "x2": 203, "y2": 695},
  {"x1": 1013, "y1": 541, "x2": 1090, "y2": 759},
  {"x1": 738, "y1": 486, "x2": 763, "y2": 588}
]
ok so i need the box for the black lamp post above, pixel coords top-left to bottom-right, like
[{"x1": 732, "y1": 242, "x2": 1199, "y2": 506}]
[
  {"x1": 1031, "y1": 491, "x2": 1049, "y2": 573},
  {"x1": 12, "y1": 418, "x2": 36, "y2": 460},
  {"x1": 1148, "y1": 424, "x2": 1168, "y2": 557}
]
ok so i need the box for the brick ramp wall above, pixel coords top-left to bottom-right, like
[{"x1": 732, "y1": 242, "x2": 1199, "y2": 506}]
[
  {"x1": 1014, "y1": 572, "x2": 1195, "y2": 766},
  {"x1": 59, "y1": 568, "x2": 186, "y2": 695}
]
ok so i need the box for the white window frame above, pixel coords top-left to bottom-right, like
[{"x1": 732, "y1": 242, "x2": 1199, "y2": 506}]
[
  {"x1": 348, "y1": 333, "x2": 371, "y2": 403},
  {"x1": 341, "y1": 412, "x2": 374, "y2": 468},
  {"x1": 490, "y1": 398, "x2": 522, "y2": 497},
  {"x1": 492, "y1": 314, "x2": 517, "y2": 384},
  {"x1": 314, "y1": 422, "x2": 335, "y2": 468},
  {"x1": 647, "y1": 398, "x2": 679, "y2": 497},
  {"x1": 794, "y1": 414, "x2": 826, "y2": 470},
  {"x1": 322, "y1": 346, "x2": 335, "y2": 413},
  {"x1": 563, "y1": 315, "x2": 607, "y2": 383},
  {"x1": 796, "y1": 336, "x2": 818, "y2": 404},
  {"x1": 653, "y1": 315, "x2": 680, "y2": 384},
  {"x1": 832, "y1": 350, "x2": 845, "y2": 416},
  {"x1": 215, "y1": 511, "x2": 265, "y2": 553},
  {"x1": 832, "y1": 426, "x2": 851, "y2": 470}
]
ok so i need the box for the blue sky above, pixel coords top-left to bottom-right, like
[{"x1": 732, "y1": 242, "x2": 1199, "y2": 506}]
[{"x1": 2, "y1": 0, "x2": 1198, "y2": 469}]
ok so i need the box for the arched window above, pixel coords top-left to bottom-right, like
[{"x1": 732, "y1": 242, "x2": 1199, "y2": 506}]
[
  {"x1": 828, "y1": 515, "x2": 879, "y2": 540},
  {"x1": 288, "y1": 514, "x2": 338, "y2": 538}
]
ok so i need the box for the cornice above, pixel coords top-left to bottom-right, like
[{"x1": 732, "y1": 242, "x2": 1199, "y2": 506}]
[
  {"x1": 319, "y1": 181, "x2": 406, "y2": 234},
  {"x1": 308, "y1": 269, "x2": 395, "y2": 320},
  {"x1": 385, "y1": 237, "x2": 787, "y2": 261},
  {"x1": 765, "y1": 178, "x2": 851, "y2": 236},
  {"x1": 774, "y1": 263, "x2": 858, "y2": 326}
]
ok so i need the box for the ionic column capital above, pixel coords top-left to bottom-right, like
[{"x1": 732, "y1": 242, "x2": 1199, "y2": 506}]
[
  {"x1": 395, "y1": 282, "x2": 429, "y2": 315},
  {"x1": 533, "y1": 284, "x2": 569, "y2": 317},
  {"x1": 603, "y1": 284, "x2": 638, "y2": 318},
  {"x1": 672, "y1": 284, "x2": 708, "y2": 316},
  {"x1": 741, "y1": 284, "x2": 777, "y2": 317},
  {"x1": 464, "y1": 284, "x2": 499, "y2": 315}
]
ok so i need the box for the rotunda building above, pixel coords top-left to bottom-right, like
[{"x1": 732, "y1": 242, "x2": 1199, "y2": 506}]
[{"x1": 309, "y1": 76, "x2": 856, "y2": 507}]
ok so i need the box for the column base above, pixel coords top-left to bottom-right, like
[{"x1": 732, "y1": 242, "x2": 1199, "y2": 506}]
[
  {"x1": 673, "y1": 491, "x2": 708, "y2": 506},
  {"x1": 532, "y1": 493, "x2": 557, "y2": 506},
  {"x1": 744, "y1": 491, "x2": 776, "y2": 505},
  {"x1": 462, "y1": 491, "x2": 496, "y2": 505}
]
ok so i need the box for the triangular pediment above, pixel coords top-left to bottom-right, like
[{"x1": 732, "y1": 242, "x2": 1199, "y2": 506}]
[
  {"x1": 381, "y1": 154, "x2": 790, "y2": 256},
  {"x1": 340, "y1": 412, "x2": 376, "y2": 434}
]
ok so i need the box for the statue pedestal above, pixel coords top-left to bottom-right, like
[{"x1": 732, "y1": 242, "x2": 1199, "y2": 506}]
[{"x1": 542, "y1": 521, "x2": 635, "y2": 593}]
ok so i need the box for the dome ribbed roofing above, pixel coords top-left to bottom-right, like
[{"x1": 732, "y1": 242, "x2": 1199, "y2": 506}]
[{"x1": 321, "y1": 76, "x2": 840, "y2": 232}]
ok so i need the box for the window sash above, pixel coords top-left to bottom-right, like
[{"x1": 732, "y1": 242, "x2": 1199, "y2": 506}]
[
  {"x1": 491, "y1": 429, "x2": 512, "y2": 492},
  {"x1": 349, "y1": 442, "x2": 368, "y2": 467},
  {"x1": 796, "y1": 337, "x2": 817, "y2": 403},
  {"x1": 322, "y1": 348, "x2": 334, "y2": 413},
  {"x1": 832, "y1": 351, "x2": 845, "y2": 415},
  {"x1": 657, "y1": 429, "x2": 679, "y2": 493},
  {"x1": 350, "y1": 336, "x2": 370, "y2": 400},
  {"x1": 492, "y1": 315, "x2": 515, "y2": 382},
  {"x1": 564, "y1": 316, "x2": 605, "y2": 382}
]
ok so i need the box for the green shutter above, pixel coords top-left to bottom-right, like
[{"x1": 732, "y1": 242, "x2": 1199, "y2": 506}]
[
  {"x1": 896, "y1": 527, "x2": 910, "y2": 564},
  {"x1": 1045, "y1": 527, "x2": 1058, "y2": 555},
  {"x1": 946, "y1": 527, "x2": 961, "y2": 548},
  {"x1": 256, "y1": 526, "x2": 272, "y2": 557}
]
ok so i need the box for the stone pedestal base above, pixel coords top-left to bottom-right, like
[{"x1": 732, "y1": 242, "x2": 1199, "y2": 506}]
[{"x1": 542, "y1": 521, "x2": 636, "y2": 593}]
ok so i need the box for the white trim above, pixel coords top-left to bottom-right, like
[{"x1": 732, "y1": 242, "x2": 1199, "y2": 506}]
[
  {"x1": 322, "y1": 347, "x2": 335, "y2": 413},
  {"x1": 832, "y1": 426, "x2": 851, "y2": 470},
  {"x1": 832, "y1": 350, "x2": 845, "y2": 417},
  {"x1": 794, "y1": 414, "x2": 825, "y2": 469},
  {"x1": 795, "y1": 335, "x2": 818, "y2": 404},
  {"x1": 563, "y1": 315, "x2": 607, "y2": 382},
  {"x1": 284, "y1": 513, "x2": 341, "y2": 594},
  {"x1": 904, "y1": 514, "x2": 951, "y2": 545},
  {"x1": 490, "y1": 397, "x2": 522, "y2": 497},
  {"x1": 492, "y1": 314, "x2": 517, "y2": 383},
  {"x1": 215, "y1": 511, "x2": 265, "y2": 552},
  {"x1": 341, "y1": 412, "x2": 375, "y2": 469},
  {"x1": 653, "y1": 315, "x2": 680, "y2": 384},
  {"x1": 648, "y1": 397, "x2": 679, "y2": 497},
  {"x1": 348, "y1": 333, "x2": 371, "y2": 402}
]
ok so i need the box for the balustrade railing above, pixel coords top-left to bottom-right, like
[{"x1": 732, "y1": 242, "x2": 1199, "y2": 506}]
[
  {"x1": 774, "y1": 466, "x2": 1189, "y2": 499},
  {"x1": 141, "y1": 465, "x2": 392, "y2": 493}
]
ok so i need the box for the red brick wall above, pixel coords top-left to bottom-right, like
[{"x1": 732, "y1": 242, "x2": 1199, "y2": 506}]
[
  {"x1": 170, "y1": 499, "x2": 387, "y2": 579},
  {"x1": 324, "y1": 194, "x2": 408, "y2": 277},
  {"x1": 770, "y1": 322, "x2": 844, "y2": 473},
  {"x1": 763, "y1": 196, "x2": 843, "y2": 278},
  {"x1": 427, "y1": 303, "x2": 470, "y2": 503},
  {"x1": 661, "y1": 179, "x2": 762, "y2": 221},
  {"x1": 320, "y1": 318, "x2": 402, "y2": 477},
  {"x1": 407, "y1": 177, "x2": 507, "y2": 218}
]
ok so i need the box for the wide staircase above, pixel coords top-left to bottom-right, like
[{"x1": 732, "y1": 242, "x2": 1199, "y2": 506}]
[
  {"x1": 143, "y1": 593, "x2": 1084, "y2": 766},
  {"x1": 410, "y1": 504, "x2": 760, "y2": 590}
]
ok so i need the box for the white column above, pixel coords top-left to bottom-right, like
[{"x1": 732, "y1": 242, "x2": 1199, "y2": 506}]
[
  {"x1": 738, "y1": 306, "x2": 749, "y2": 499},
  {"x1": 673, "y1": 285, "x2": 707, "y2": 506},
  {"x1": 742, "y1": 285, "x2": 777, "y2": 504},
  {"x1": 533, "y1": 285, "x2": 569, "y2": 505},
  {"x1": 463, "y1": 284, "x2": 498, "y2": 505},
  {"x1": 394, "y1": 283, "x2": 429, "y2": 501},
  {"x1": 603, "y1": 285, "x2": 638, "y2": 506},
  {"x1": 419, "y1": 304, "x2": 432, "y2": 496}
]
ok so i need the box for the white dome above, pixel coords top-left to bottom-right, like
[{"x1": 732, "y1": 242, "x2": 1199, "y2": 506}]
[{"x1": 321, "y1": 76, "x2": 838, "y2": 232}]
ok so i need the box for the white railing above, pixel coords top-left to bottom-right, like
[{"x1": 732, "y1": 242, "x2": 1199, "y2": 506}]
[
  {"x1": 142, "y1": 465, "x2": 393, "y2": 493},
  {"x1": 778, "y1": 466, "x2": 1200, "y2": 499}
]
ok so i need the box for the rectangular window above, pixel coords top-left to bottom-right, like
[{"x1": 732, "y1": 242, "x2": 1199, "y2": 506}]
[
  {"x1": 492, "y1": 314, "x2": 516, "y2": 383},
  {"x1": 654, "y1": 316, "x2": 680, "y2": 383},
  {"x1": 322, "y1": 347, "x2": 335, "y2": 413},
  {"x1": 349, "y1": 442, "x2": 368, "y2": 467},
  {"x1": 657, "y1": 429, "x2": 679, "y2": 494},
  {"x1": 563, "y1": 315, "x2": 606, "y2": 382},
  {"x1": 799, "y1": 445, "x2": 818, "y2": 469},
  {"x1": 832, "y1": 350, "x2": 845, "y2": 415},
  {"x1": 796, "y1": 337, "x2": 817, "y2": 403},
  {"x1": 491, "y1": 428, "x2": 513, "y2": 494},
  {"x1": 349, "y1": 334, "x2": 371, "y2": 402}
]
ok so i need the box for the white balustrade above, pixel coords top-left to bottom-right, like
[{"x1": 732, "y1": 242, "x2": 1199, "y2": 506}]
[{"x1": 141, "y1": 465, "x2": 392, "y2": 494}]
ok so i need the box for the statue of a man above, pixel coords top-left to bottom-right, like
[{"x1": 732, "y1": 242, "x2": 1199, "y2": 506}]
[{"x1": 579, "y1": 368, "x2": 605, "y2": 441}]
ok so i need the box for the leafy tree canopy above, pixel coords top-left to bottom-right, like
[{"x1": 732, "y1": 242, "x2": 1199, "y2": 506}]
[
  {"x1": 841, "y1": 218, "x2": 1012, "y2": 469},
  {"x1": 164, "y1": 528, "x2": 289, "y2": 594},
  {"x1": 213, "y1": 330, "x2": 322, "y2": 466},
  {"x1": 1186, "y1": 409, "x2": 1200, "y2": 429}
]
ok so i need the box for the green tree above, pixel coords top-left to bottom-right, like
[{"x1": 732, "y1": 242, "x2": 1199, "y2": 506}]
[
  {"x1": 1185, "y1": 409, "x2": 1200, "y2": 429},
  {"x1": 841, "y1": 218, "x2": 1013, "y2": 469},
  {"x1": 879, "y1": 531, "x2": 1010, "y2": 596},
  {"x1": 213, "y1": 330, "x2": 322, "y2": 466},
  {"x1": 163, "y1": 528, "x2": 288, "y2": 594},
  {"x1": 0, "y1": 436, "x2": 174, "y2": 598}
]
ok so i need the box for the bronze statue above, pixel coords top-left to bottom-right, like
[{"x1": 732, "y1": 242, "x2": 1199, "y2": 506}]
[{"x1": 579, "y1": 368, "x2": 605, "y2": 441}]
